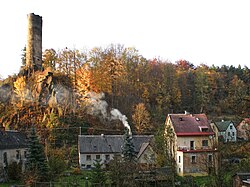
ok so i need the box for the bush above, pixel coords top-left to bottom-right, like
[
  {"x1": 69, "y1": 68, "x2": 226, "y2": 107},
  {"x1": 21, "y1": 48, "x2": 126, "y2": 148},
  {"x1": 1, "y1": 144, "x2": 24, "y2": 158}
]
[{"x1": 7, "y1": 162, "x2": 22, "y2": 180}]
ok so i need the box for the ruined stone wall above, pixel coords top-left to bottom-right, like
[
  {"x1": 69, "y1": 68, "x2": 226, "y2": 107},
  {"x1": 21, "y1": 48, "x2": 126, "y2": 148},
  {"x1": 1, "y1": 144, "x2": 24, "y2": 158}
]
[{"x1": 26, "y1": 13, "x2": 43, "y2": 71}]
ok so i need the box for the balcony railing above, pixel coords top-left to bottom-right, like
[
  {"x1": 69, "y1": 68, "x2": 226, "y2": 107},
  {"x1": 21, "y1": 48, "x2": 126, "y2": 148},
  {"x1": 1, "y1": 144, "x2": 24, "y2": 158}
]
[{"x1": 178, "y1": 146, "x2": 214, "y2": 151}]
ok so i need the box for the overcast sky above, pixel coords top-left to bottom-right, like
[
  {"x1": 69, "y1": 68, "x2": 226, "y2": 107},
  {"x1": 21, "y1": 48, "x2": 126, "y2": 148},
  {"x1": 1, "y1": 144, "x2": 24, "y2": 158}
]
[{"x1": 0, "y1": 0, "x2": 249, "y2": 78}]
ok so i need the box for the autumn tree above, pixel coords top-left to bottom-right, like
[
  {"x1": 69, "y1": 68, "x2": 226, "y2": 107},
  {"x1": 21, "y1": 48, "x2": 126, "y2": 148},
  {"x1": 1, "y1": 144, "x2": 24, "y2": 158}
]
[
  {"x1": 194, "y1": 65, "x2": 211, "y2": 113},
  {"x1": 42, "y1": 48, "x2": 58, "y2": 70},
  {"x1": 226, "y1": 75, "x2": 248, "y2": 115},
  {"x1": 132, "y1": 103, "x2": 151, "y2": 134},
  {"x1": 47, "y1": 146, "x2": 67, "y2": 180},
  {"x1": 89, "y1": 45, "x2": 126, "y2": 107}
]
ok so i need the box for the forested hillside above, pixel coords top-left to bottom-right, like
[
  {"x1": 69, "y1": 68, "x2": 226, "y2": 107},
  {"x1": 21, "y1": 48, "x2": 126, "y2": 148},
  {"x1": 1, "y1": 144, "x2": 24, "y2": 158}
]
[{"x1": 0, "y1": 44, "x2": 249, "y2": 138}]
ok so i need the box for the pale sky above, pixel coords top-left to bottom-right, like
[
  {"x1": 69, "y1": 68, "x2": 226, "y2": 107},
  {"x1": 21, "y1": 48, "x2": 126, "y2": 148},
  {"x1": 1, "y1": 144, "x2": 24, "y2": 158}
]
[{"x1": 0, "y1": 0, "x2": 249, "y2": 78}]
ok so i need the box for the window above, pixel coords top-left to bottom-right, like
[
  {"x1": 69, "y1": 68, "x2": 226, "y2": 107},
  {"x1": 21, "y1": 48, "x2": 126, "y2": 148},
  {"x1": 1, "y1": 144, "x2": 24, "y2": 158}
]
[
  {"x1": 191, "y1": 155, "x2": 196, "y2": 164},
  {"x1": 228, "y1": 132, "x2": 230, "y2": 136},
  {"x1": 105, "y1": 155, "x2": 110, "y2": 161},
  {"x1": 232, "y1": 132, "x2": 235, "y2": 136},
  {"x1": 230, "y1": 125, "x2": 232, "y2": 129},
  {"x1": 24, "y1": 151, "x2": 27, "y2": 158},
  {"x1": 16, "y1": 150, "x2": 20, "y2": 160},
  {"x1": 190, "y1": 141, "x2": 195, "y2": 150},
  {"x1": 201, "y1": 128, "x2": 208, "y2": 132},
  {"x1": 199, "y1": 126, "x2": 208, "y2": 132},
  {"x1": 178, "y1": 168, "x2": 181, "y2": 173},
  {"x1": 208, "y1": 154, "x2": 212, "y2": 163},
  {"x1": 86, "y1": 165, "x2": 91, "y2": 169},
  {"x1": 96, "y1": 155, "x2": 101, "y2": 160},
  {"x1": 179, "y1": 156, "x2": 181, "y2": 163},
  {"x1": 202, "y1": 140, "x2": 208, "y2": 147},
  {"x1": 3, "y1": 152, "x2": 7, "y2": 165},
  {"x1": 86, "y1": 155, "x2": 91, "y2": 161}
]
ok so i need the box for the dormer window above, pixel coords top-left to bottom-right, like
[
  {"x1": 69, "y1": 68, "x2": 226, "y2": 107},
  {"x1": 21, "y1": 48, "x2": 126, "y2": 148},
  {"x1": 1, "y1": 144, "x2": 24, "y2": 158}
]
[
  {"x1": 199, "y1": 126, "x2": 208, "y2": 132},
  {"x1": 179, "y1": 117, "x2": 183, "y2": 121}
]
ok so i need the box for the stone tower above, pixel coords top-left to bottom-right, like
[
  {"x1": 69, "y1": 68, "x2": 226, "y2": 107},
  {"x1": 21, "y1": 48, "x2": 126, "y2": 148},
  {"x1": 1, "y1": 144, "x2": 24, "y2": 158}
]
[{"x1": 26, "y1": 13, "x2": 43, "y2": 71}]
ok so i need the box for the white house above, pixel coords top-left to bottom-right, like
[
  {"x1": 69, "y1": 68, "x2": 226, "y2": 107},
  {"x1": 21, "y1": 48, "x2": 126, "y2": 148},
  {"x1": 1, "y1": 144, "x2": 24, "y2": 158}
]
[
  {"x1": 214, "y1": 120, "x2": 237, "y2": 142},
  {"x1": 78, "y1": 134, "x2": 154, "y2": 169},
  {"x1": 0, "y1": 129, "x2": 28, "y2": 181}
]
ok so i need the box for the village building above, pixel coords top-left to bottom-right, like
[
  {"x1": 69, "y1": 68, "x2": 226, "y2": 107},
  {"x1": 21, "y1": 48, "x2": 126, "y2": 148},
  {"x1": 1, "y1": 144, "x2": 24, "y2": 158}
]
[
  {"x1": 213, "y1": 120, "x2": 237, "y2": 142},
  {"x1": 78, "y1": 134, "x2": 155, "y2": 169},
  {"x1": 164, "y1": 113, "x2": 218, "y2": 176},
  {"x1": 0, "y1": 128, "x2": 28, "y2": 181}
]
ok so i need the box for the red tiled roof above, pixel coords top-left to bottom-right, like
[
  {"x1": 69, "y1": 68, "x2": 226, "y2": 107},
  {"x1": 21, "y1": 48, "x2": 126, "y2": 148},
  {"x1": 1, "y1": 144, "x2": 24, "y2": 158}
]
[
  {"x1": 176, "y1": 132, "x2": 214, "y2": 136},
  {"x1": 168, "y1": 113, "x2": 214, "y2": 136}
]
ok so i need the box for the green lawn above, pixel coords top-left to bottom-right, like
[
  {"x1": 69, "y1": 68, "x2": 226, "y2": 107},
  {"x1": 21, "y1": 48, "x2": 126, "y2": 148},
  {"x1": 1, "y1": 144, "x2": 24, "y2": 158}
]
[{"x1": 1, "y1": 170, "x2": 96, "y2": 187}]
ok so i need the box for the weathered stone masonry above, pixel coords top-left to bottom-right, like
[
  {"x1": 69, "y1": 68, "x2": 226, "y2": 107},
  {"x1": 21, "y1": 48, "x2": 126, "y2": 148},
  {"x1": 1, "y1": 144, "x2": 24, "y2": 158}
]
[{"x1": 26, "y1": 13, "x2": 43, "y2": 71}]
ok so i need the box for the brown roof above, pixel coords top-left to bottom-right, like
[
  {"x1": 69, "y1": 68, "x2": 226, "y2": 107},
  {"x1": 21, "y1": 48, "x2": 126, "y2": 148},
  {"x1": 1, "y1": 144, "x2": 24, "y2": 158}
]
[{"x1": 168, "y1": 113, "x2": 214, "y2": 136}]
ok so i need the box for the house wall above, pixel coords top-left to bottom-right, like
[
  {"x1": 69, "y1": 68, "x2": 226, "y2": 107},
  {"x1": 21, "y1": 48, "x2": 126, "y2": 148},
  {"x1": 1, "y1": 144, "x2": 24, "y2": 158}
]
[
  {"x1": 0, "y1": 148, "x2": 27, "y2": 171},
  {"x1": 137, "y1": 146, "x2": 156, "y2": 165},
  {"x1": 79, "y1": 153, "x2": 116, "y2": 169},
  {"x1": 176, "y1": 136, "x2": 217, "y2": 176},
  {"x1": 210, "y1": 123, "x2": 219, "y2": 146},
  {"x1": 217, "y1": 123, "x2": 237, "y2": 142},
  {"x1": 176, "y1": 151, "x2": 184, "y2": 176},
  {"x1": 226, "y1": 123, "x2": 237, "y2": 142},
  {"x1": 224, "y1": 123, "x2": 237, "y2": 142},
  {"x1": 182, "y1": 151, "x2": 215, "y2": 176},
  {"x1": 218, "y1": 131, "x2": 226, "y2": 141},
  {"x1": 176, "y1": 136, "x2": 215, "y2": 151}
]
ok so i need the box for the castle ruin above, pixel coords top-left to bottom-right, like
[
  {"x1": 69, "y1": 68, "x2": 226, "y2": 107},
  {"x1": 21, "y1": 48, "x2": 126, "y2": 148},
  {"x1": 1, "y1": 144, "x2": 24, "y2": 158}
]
[{"x1": 26, "y1": 13, "x2": 43, "y2": 71}]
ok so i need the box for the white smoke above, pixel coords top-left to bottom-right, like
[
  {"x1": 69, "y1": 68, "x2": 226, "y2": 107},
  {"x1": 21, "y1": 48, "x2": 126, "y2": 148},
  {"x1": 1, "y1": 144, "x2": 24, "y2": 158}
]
[
  {"x1": 84, "y1": 92, "x2": 108, "y2": 117},
  {"x1": 110, "y1": 108, "x2": 131, "y2": 135},
  {"x1": 83, "y1": 91, "x2": 131, "y2": 134}
]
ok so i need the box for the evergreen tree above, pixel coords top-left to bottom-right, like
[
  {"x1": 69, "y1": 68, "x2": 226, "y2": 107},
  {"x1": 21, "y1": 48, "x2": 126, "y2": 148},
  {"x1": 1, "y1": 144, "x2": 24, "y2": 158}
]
[
  {"x1": 122, "y1": 128, "x2": 136, "y2": 162},
  {"x1": 90, "y1": 159, "x2": 106, "y2": 185},
  {"x1": 25, "y1": 126, "x2": 49, "y2": 183}
]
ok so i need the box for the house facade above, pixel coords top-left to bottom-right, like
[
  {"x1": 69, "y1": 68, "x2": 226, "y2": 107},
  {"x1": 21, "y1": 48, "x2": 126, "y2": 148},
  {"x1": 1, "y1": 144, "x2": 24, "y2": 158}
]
[
  {"x1": 165, "y1": 113, "x2": 218, "y2": 176},
  {"x1": 236, "y1": 118, "x2": 250, "y2": 141},
  {"x1": 0, "y1": 129, "x2": 28, "y2": 181},
  {"x1": 78, "y1": 134, "x2": 154, "y2": 169},
  {"x1": 214, "y1": 120, "x2": 237, "y2": 142},
  {"x1": 137, "y1": 142, "x2": 156, "y2": 168}
]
